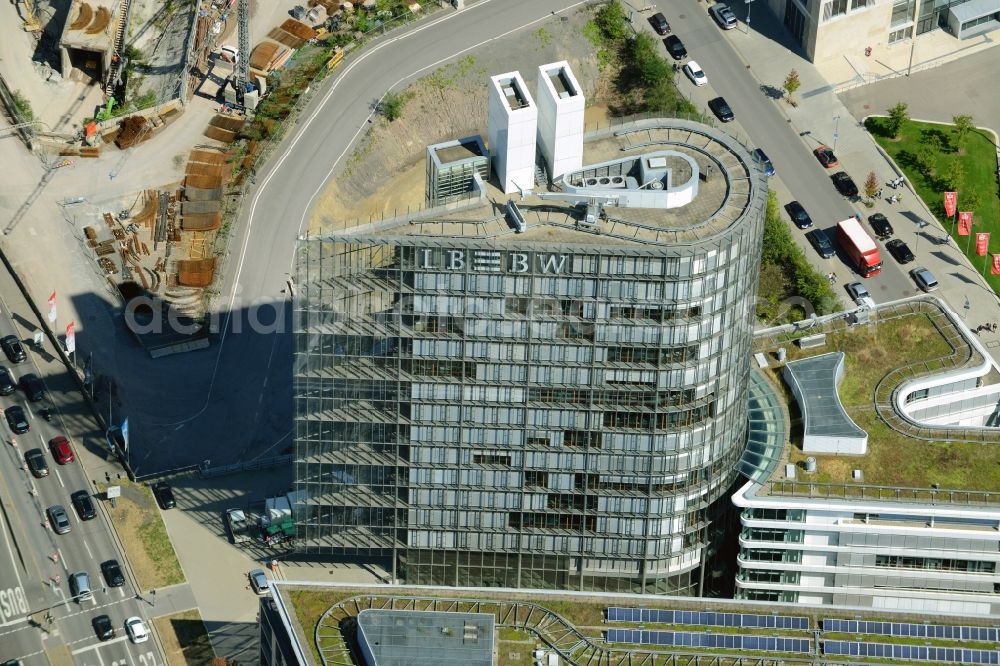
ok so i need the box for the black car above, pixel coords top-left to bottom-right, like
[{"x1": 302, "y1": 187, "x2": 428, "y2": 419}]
[
  {"x1": 152, "y1": 482, "x2": 176, "y2": 509},
  {"x1": 1, "y1": 336, "x2": 25, "y2": 363},
  {"x1": 0, "y1": 367, "x2": 15, "y2": 396},
  {"x1": 784, "y1": 201, "x2": 813, "y2": 229},
  {"x1": 886, "y1": 238, "x2": 915, "y2": 264},
  {"x1": 664, "y1": 35, "x2": 687, "y2": 60},
  {"x1": 807, "y1": 229, "x2": 836, "y2": 259},
  {"x1": 25, "y1": 448, "x2": 49, "y2": 477},
  {"x1": 71, "y1": 490, "x2": 97, "y2": 520},
  {"x1": 868, "y1": 213, "x2": 894, "y2": 239},
  {"x1": 831, "y1": 171, "x2": 859, "y2": 198},
  {"x1": 707, "y1": 96, "x2": 734, "y2": 122},
  {"x1": 92, "y1": 614, "x2": 115, "y2": 641},
  {"x1": 19, "y1": 373, "x2": 45, "y2": 402},
  {"x1": 5, "y1": 405, "x2": 29, "y2": 434},
  {"x1": 648, "y1": 12, "x2": 671, "y2": 35},
  {"x1": 101, "y1": 559, "x2": 125, "y2": 587}
]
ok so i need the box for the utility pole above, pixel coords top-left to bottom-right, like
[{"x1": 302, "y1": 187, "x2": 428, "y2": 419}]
[{"x1": 832, "y1": 115, "x2": 841, "y2": 151}]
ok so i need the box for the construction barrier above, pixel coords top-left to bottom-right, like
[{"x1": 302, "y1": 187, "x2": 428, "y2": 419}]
[{"x1": 326, "y1": 50, "x2": 344, "y2": 70}]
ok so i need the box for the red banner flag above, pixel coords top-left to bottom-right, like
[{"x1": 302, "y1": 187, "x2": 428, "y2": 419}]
[
  {"x1": 976, "y1": 233, "x2": 990, "y2": 256},
  {"x1": 958, "y1": 211, "x2": 973, "y2": 236},
  {"x1": 992, "y1": 254, "x2": 1000, "y2": 276},
  {"x1": 65, "y1": 321, "x2": 76, "y2": 354},
  {"x1": 944, "y1": 191, "x2": 957, "y2": 218},
  {"x1": 47, "y1": 291, "x2": 57, "y2": 323}
]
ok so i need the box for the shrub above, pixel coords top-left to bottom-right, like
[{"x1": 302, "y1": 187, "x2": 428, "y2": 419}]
[
  {"x1": 381, "y1": 91, "x2": 406, "y2": 121},
  {"x1": 11, "y1": 90, "x2": 34, "y2": 122},
  {"x1": 886, "y1": 102, "x2": 909, "y2": 138},
  {"x1": 629, "y1": 33, "x2": 670, "y2": 87},
  {"x1": 952, "y1": 114, "x2": 974, "y2": 151},
  {"x1": 594, "y1": 0, "x2": 628, "y2": 41}
]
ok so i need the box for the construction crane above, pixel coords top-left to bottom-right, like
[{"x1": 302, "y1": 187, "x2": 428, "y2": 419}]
[
  {"x1": 234, "y1": 0, "x2": 250, "y2": 106},
  {"x1": 19, "y1": 0, "x2": 43, "y2": 32}
]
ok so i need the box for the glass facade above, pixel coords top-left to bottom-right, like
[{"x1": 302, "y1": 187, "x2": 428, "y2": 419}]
[{"x1": 292, "y1": 121, "x2": 766, "y2": 595}]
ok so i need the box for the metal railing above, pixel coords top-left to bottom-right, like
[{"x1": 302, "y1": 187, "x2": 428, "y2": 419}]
[{"x1": 764, "y1": 478, "x2": 1000, "y2": 506}]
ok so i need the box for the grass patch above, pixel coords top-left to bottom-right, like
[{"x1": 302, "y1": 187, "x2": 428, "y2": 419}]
[
  {"x1": 288, "y1": 589, "x2": 357, "y2": 665},
  {"x1": 153, "y1": 610, "x2": 214, "y2": 665},
  {"x1": 767, "y1": 313, "x2": 1000, "y2": 491},
  {"x1": 499, "y1": 627, "x2": 533, "y2": 641},
  {"x1": 101, "y1": 480, "x2": 184, "y2": 590},
  {"x1": 866, "y1": 116, "x2": 1000, "y2": 292}
]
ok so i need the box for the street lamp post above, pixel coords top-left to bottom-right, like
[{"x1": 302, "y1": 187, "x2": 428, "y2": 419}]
[
  {"x1": 745, "y1": 0, "x2": 754, "y2": 34},
  {"x1": 832, "y1": 115, "x2": 841, "y2": 151}
]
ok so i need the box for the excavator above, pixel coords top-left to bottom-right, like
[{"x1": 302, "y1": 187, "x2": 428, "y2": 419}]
[{"x1": 18, "y1": 0, "x2": 43, "y2": 32}]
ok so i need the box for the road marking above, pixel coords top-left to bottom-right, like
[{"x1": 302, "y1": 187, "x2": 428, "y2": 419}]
[
  {"x1": 71, "y1": 635, "x2": 129, "y2": 654},
  {"x1": 37, "y1": 432, "x2": 44, "y2": 445},
  {"x1": 23, "y1": 404, "x2": 31, "y2": 418},
  {"x1": 57, "y1": 547, "x2": 68, "y2": 572},
  {"x1": 0, "y1": 494, "x2": 23, "y2": 591},
  {"x1": 54, "y1": 466, "x2": 65, "y2": 488},
  {"x1": 83, "y1": 539, "x2": 93, "y2": 559}
]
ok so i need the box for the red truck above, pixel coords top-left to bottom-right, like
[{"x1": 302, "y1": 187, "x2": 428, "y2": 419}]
[{"x1": 837, "y1": 217, "x2": 882, "y2": 277}]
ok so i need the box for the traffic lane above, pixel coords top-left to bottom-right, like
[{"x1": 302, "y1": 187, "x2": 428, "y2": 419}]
[
  {"x1": 52, "y1": 590, "x2": 152, "y2": 657},
  {"x1": 74, "y1": 633, "x2": 162, "y2": 666}
]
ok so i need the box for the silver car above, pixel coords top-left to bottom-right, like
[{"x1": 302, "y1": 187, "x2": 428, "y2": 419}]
[
  {"x1": 47, "y1": 505, "x2": 71, "y2": 534},
  {"x1": 709, "y1": 2, "x2": 738, "y2": 29},
  {"x1": 846, "y1": 282, "x2": 876, "y2": 308},
  {"x1": 911, "y1": 267, "x2": 939, "y2": 292},
  {"x1": 249, "y1": 568, "x2": 270, "y2": 595}
]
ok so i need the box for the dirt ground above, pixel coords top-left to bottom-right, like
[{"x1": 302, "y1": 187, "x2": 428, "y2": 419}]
[
  {"x1": 101, "y1": 480, "x2": 185, "y2": 590},
  {"x1": 154, "y1": 609, "x2": 216, "y2": 666},
  {"x1": 310, "y1": 5, "x2": 606, "y2": 234}
]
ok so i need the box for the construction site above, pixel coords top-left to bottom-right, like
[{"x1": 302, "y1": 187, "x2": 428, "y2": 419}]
[{"x1": 0, "y1": 0, "x2": 392, "y2": 355}]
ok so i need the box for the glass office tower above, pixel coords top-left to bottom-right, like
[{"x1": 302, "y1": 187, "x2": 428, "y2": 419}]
[{"x1": 293, "y1": 119, "x2": 767, "y2": 595}]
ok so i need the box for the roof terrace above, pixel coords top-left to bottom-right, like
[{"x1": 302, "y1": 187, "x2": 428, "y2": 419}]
[{"x1": 749, "y1": 297, "x2": 1000, "y2": 502}]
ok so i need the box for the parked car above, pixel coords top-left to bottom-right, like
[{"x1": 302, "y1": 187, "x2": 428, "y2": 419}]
[
  {"x1": 709, "y1": 2, "x2": 738, "y2": 28},
  {"x1": 753, "y1": 148, "x2": 775, "y2": 177},
  {"x1": 868, "y1": 213, "x2": 894, "y2": 239},
  {"x1": 92, "y1": 614, "x2": 114, "y2": 641},
  {"x1": 219, "y1": 44, "x2": 238, "y2": 64},
  {"x1": 664, "y1": 35, "x2": 687, "y2": 60},
  {"x1": 648, "y1": 12, "x2": 671, "y2": 34},
  {"x1": 911, "y1": 266, "x2": 939, "y2": 291},
  {"x1": 784, "y1": 201, "x2": 813, "y2": 229},
  {"x1": 19, "y1": 373, "x2": 45, "y2": 402},
  {"x1": 807, "y1": 229, "x2": 836, "y2": 258},
  {"x1": 47, "y1": 505, "x2": 71, "y2": 534},
  {"x1": 101, "y1": 559, "x2": 125, "y2": 587},
  {"x1": 5, "y1": 405, "x2": 29, "y2": 434},
  {"x1": 25, "y1": 448, "x2": 49, "y2": 478},
  {"x1": 846, "y1": 282, "x2": 876, "y2": 308},
  {"x1": 125, "y1": 617, "x2": 149, "y2": 643},
  {"x1": 683, "y1": 60, "x2": 707, "y2": 86},
  {"x1": 0, "y1": 367, "x2": 15, "y2": 395},
  {"x1": 249, "y1": 568, "x2": 270, "y2": 595},
  {"x1": 72, "y1": 490, "x2": 97, "y2": 520},
  {"x1": 831, "y1": 171, "x2": 859, "y2": 198},
  {"x1": 813, "y1": 144, "x2": 840, "y2": 168},
  {"x1": 707, "y1": 97, "x2": 734, "y2": 122},
  {"x1": 886, "y1": 238, "x2": 915, "y2": 264},
  {"x1": 152, "y1": 482, "x2": 176, "y2": 509},
  {"x1": 49, "y1": 436, "x2": 74, "y2": 464},
  {"x1": 1, "y1": 336, "x2": 25, "y2": 363}
]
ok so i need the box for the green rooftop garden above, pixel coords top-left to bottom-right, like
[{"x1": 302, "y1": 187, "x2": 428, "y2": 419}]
[{"x1": 760, "y1": 311, "x2": 1000, "y2": 492}]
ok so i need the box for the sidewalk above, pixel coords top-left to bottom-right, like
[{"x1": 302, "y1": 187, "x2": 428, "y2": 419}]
[{"x1": 717, "y1": 4, "x2": 1000, "y2": 358}]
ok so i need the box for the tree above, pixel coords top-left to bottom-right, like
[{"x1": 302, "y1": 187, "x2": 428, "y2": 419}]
[
  {"x1": 913, "y1": 144, "x2": 937, "y2": 177},
  {"x1": 380, "y1": 91, "x2": 406, "y2": 121},
  {"x1": 886, "y1": 102, "x2": 909, "y2": 138},
  {"x1": 863, "y1": 171, "x2": 879, "y2": 201},
  {"x1": 782, "y1": 69, "x2": 801, "y2": 105},
  {"x1": 940, "y1": 158, "x2": 965, "y2": 192},
  {"x1": 595, "y1": 0, "x2": 628, "y2": 41},
  {"x1": 630, "y1": 33, "x2": 670, "y2": 87},
  {"x1": 952, "y1": 114, "x2": 975, "y2": 152},
  {"x1": 962, "y1": 188, "x2": 982, "y2": 213}
]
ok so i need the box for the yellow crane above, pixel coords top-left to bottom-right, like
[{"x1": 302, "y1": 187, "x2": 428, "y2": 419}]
[{"x1": 20, "y1": 0, "x2": 43, "y2": 32}]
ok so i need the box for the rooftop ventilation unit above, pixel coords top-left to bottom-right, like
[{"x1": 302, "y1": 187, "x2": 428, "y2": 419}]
[{"x1": 506, "y1": 200, "x2": 526, "y2": 233}]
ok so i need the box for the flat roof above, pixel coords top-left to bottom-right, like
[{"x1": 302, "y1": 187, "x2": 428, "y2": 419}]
[
  {"x1": 950, "y1": 0, "x2": 1000, "y2": 21},
  {"x1": 428, "y1": 136, "x2": 487, "y2": 165},
  {"x1": 317, "y1": 118, "x2": 762, "y2": 248},
  {"x1": 749, "y1": 299, "x2": 1000, "y2": 497},
  {"x1": 357, "y1": 609, "x2": 494, "y2": 666}
]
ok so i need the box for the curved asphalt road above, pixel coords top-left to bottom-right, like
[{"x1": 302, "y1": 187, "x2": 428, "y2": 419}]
[{"x1": 135, "y1": 0, "x2": 592, "y2": 470}]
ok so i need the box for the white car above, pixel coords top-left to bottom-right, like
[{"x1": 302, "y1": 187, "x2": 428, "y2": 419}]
[
  {"x1": 846, "y1": 282, "x2": 876, "y2": 309},
  {"x1": 219, "y1": 45, "x2": 239, "y2": 64},
  {"x1": 683, "y1": 61, "x2": 708, "y2": 86},
  {"x1": 125, "y1": 616, "x2": 149, "y2": 643}
]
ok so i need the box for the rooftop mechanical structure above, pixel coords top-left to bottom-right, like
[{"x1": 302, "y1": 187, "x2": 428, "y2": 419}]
[{"x1": 292, "y1": 116, "x2": 767, "y2": 594}]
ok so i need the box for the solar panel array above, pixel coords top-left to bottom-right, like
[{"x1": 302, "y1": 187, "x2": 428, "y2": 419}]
[
  {"x1": 606, "y1": 629, "x2": 810, "y2": 653},
  {"x1": 824, "y1": 640, "x2": 1000, "y2": 664},
  {"x1": 823, "y1": 619, "x2": 1000, "y2": 642},
  {"x1": 607, "y1": 607, "x2": 809, "y2": 630}
]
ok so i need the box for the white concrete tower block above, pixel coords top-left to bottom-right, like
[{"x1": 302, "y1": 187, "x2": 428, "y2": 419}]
[
  {"x1": 535, "y1": 61, "x2": 585, "y2": 179},
  {"x1": 487, "y1": 71, "x2": 538, "y2": 194}
]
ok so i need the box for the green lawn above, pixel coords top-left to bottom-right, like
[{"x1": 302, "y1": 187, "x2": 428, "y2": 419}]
[{"x1": 866, "y1": 116, "x2": 1000, "y2": 292}]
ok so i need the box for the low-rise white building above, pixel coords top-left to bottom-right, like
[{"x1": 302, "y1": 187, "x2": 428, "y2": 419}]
[{"x1": 736, "y1": 298, "x2": 1000, "y2": 616}]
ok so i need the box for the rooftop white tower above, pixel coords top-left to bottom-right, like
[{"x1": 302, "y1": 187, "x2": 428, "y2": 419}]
[
  {"x1": 487, "y1": 71, "x2": 537, "y2": 194},
  {"x1": 535, "y1": 61, "x2": 585, "y2": 179}
]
